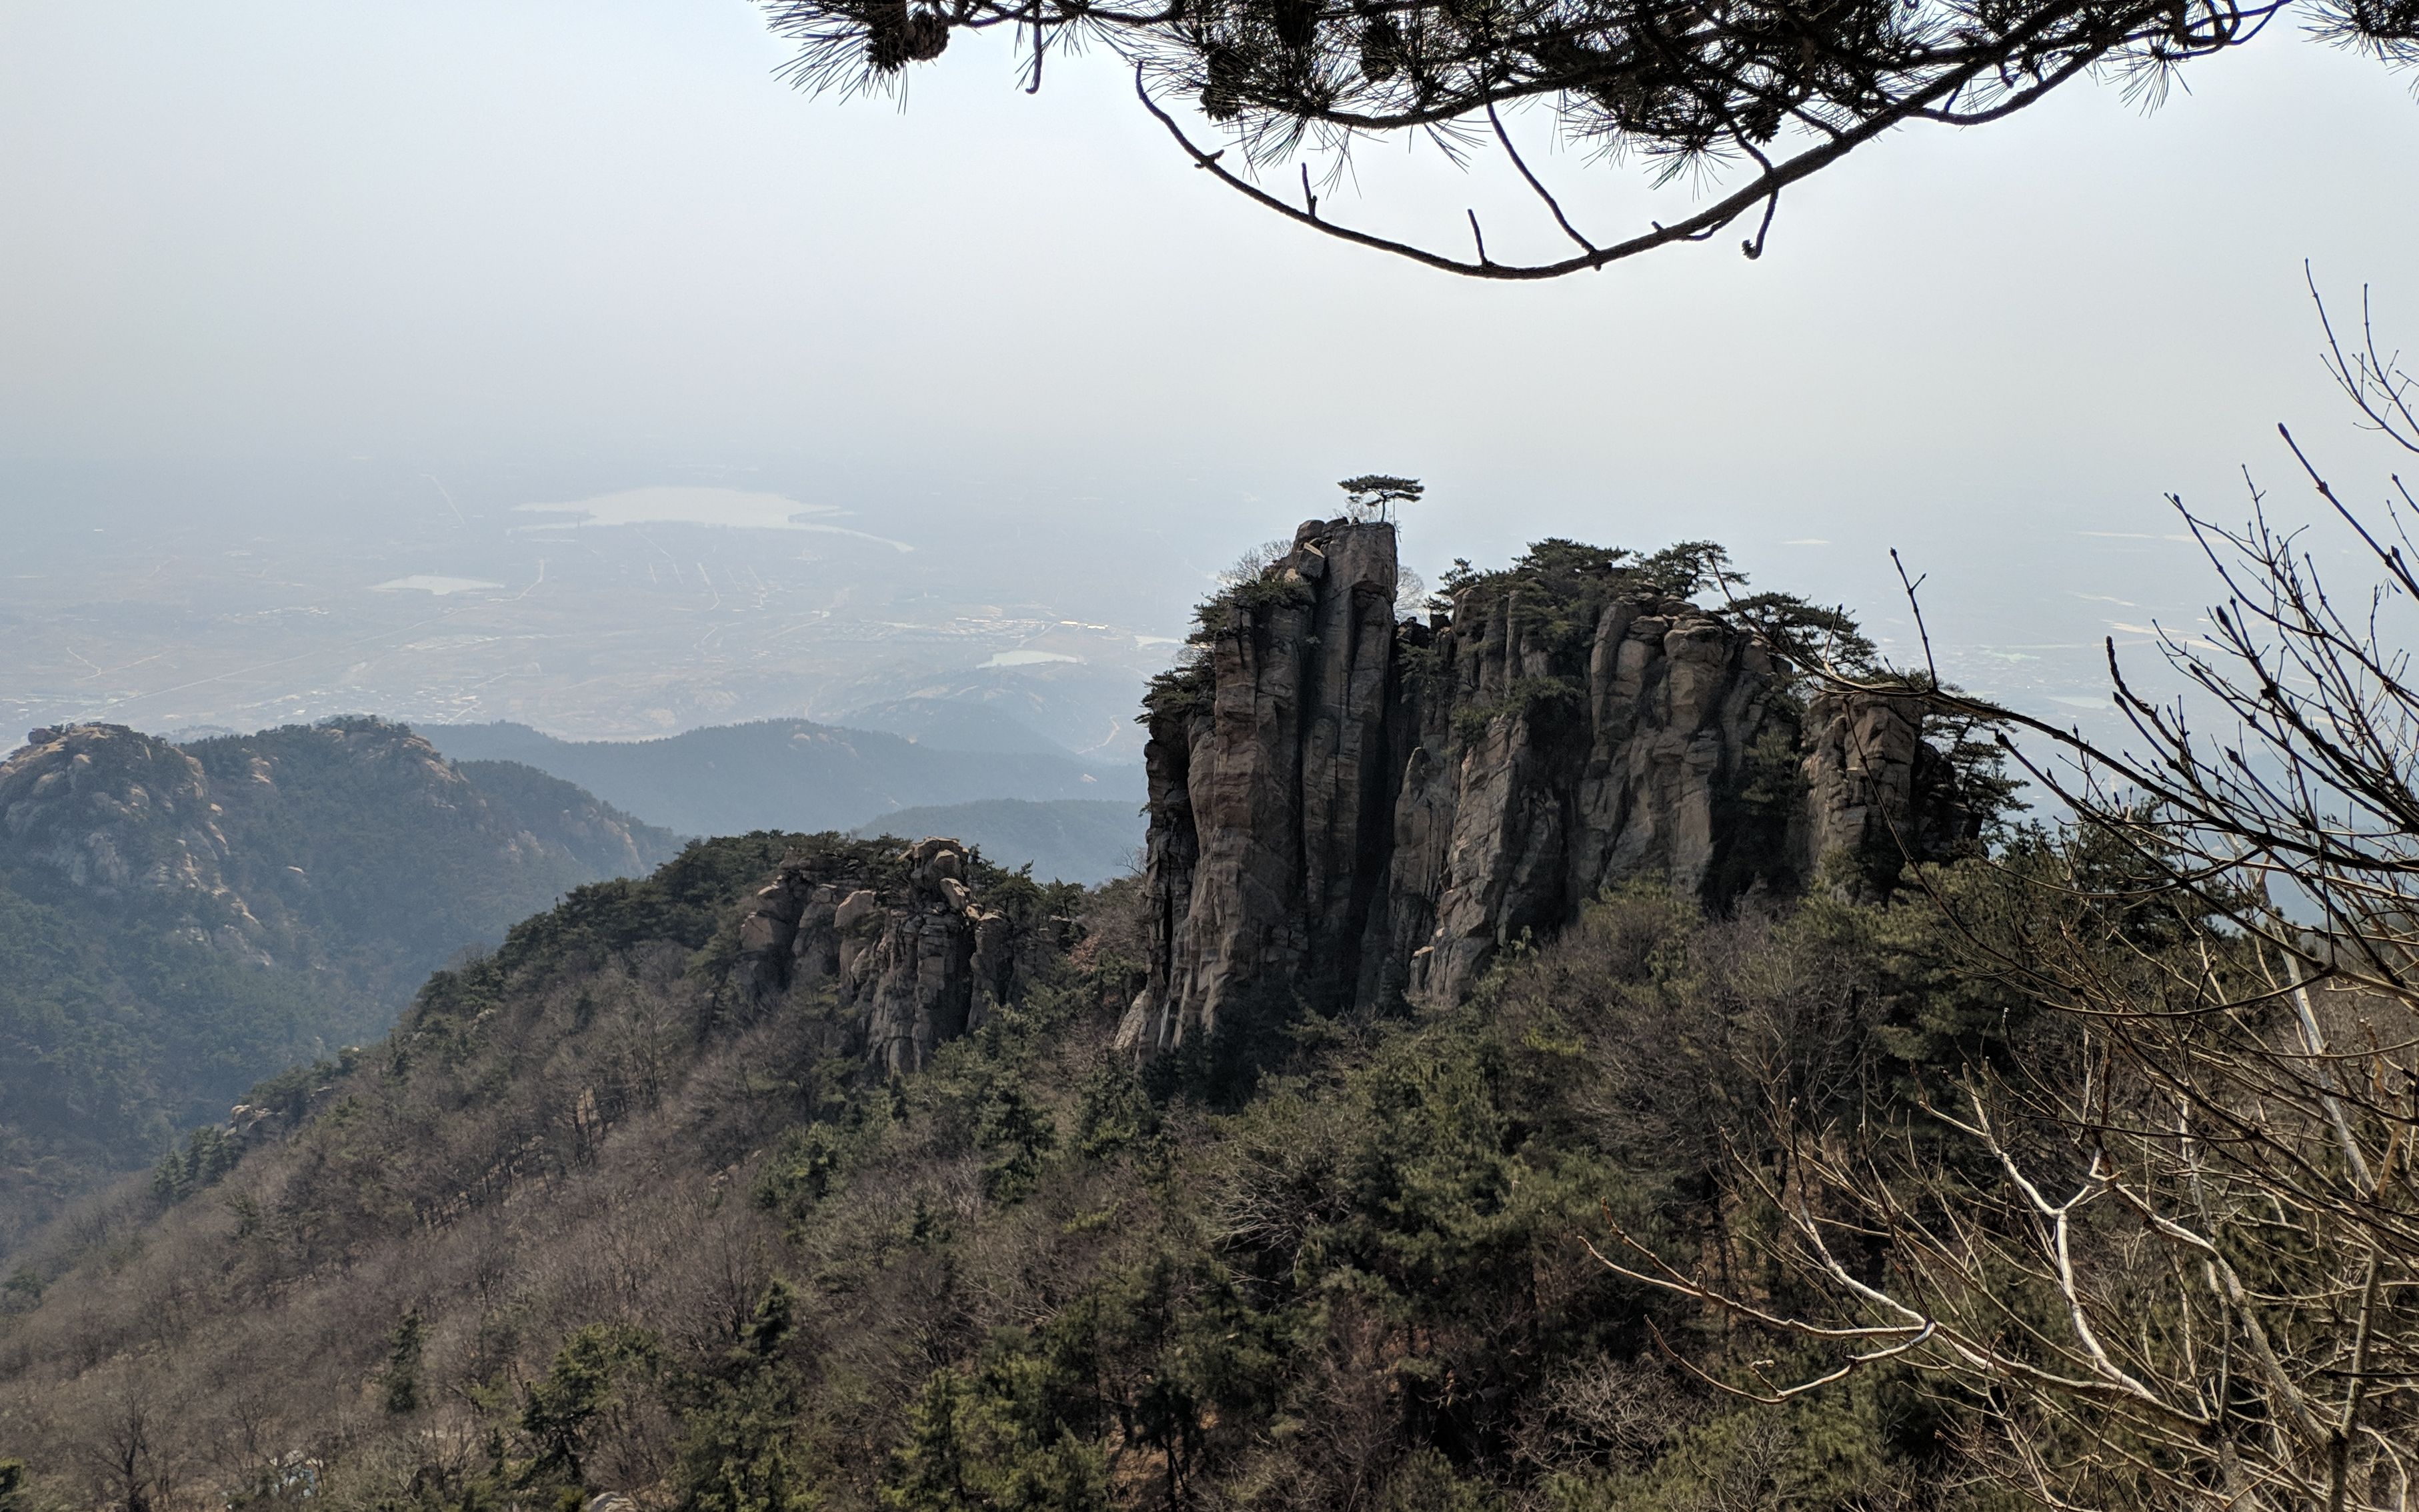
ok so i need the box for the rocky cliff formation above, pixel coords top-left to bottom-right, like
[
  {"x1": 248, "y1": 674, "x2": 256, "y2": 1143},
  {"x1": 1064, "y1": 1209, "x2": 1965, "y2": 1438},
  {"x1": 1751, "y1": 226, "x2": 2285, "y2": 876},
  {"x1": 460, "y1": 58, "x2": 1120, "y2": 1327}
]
[
  {"x1": 1124, "y1": 524, "x2": 1974, "y2": 1057},
  {"x1": 733, "y1": 836, "x2": 1029, "y2": 1076},
  {"x1": 1798, "y1": 687, "x2": 1977, "y2": 883}
]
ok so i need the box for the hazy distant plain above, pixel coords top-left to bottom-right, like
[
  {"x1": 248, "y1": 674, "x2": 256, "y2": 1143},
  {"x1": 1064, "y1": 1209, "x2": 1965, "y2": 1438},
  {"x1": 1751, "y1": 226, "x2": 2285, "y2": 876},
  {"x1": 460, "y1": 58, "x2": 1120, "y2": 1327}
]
[
  {"x1": 1, "y1": 467, "x2": 2280, "y2": 769},
  {"x1": 3, "y1": 481, "x2": 1179, "y2": 757}
]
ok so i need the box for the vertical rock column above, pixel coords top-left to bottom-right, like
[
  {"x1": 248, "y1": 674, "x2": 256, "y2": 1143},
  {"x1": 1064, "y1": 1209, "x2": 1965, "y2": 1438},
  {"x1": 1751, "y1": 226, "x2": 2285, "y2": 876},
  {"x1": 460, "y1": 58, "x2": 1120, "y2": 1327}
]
[
  {"x1": 1127, "y1": 520, "x2": 1400, "y2": 1054},
  {"x1": 1395, "y1": 592, "x2": 1794, "y2": 1009},
  {"x1": 1129, "y1": 527, "x2": 1982, "y2": 1047},
  {"x1": 1294, "y1": 523, "x2": 1404, "y2": 1009}
]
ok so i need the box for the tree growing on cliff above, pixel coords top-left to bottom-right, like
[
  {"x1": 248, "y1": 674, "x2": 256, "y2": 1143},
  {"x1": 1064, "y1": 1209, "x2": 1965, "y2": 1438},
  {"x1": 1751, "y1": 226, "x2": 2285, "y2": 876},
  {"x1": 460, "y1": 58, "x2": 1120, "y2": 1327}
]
[
  {"x1": 757, "y1": 0, "x2": 2415, "y2": 279},
  {"x1": 1338, "y1": 473, "x2": 1422, "y2": 524}
]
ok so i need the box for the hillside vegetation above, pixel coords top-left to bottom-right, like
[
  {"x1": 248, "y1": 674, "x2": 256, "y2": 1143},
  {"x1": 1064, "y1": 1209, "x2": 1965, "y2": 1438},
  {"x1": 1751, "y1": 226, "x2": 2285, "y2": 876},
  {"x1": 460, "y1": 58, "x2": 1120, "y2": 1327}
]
[
  {"x1": 14, "y1": 508, "x2": 2405, "y2": 1511},
  {"x1": 0, "y1": 719, "x2": 682, "y2": 1249},
  {"x1": 0, "y1": 824, "x2": 2062, "y2": 1511}
]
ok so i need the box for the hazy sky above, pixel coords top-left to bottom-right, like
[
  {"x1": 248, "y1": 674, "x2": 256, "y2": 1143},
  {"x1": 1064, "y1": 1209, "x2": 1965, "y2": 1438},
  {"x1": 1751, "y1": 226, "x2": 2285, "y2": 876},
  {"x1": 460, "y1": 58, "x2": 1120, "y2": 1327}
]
[{"x1": 4, "y1": 0, "x2": 2417, "y2": 723}]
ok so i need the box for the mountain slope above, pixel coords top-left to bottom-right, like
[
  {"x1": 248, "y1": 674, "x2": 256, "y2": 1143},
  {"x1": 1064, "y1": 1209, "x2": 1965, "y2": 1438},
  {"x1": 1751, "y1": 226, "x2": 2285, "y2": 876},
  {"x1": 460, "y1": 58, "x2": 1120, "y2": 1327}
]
[
  {"x1": 835, "y1": 693, "x2": 1080, "y2": 755},
  {"x1": 853, "y1": 797, "x2": 1140, "y2": 884},
  {"x1": 420, "y1": 719, "x2": 1143, "y2": 837},
  {"x1": 0, "y1": 719, "x2": 682, "y2": 1247},
  {"x1": 0, "y1": 831, "x2": 2016, "y2": 1512}
]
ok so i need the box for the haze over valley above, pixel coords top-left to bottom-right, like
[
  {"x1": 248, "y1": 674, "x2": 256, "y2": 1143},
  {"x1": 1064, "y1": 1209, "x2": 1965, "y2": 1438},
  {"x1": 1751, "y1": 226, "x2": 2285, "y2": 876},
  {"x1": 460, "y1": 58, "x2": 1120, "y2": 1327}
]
[{"x1": 3, "y1": 479, "x2": 1175, "y2": 761}]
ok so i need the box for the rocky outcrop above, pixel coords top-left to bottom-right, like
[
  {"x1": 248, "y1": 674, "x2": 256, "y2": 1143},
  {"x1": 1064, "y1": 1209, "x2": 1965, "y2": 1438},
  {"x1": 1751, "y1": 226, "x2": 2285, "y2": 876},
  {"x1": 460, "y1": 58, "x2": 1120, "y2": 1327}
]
[
  {"x1": 1390, "y1": 577, "x2": 1809, "y2": 1009},
  {"x1": 1798, "y1": 689, "x2": 1974, "y2": 895},
  {"x1": 1121, "y1": 521, "x2": 1403, "y2": 1059},
  {"x1": 1127, "y1": 523, "x2": 1977, "y2": 1056},
  {"x1": 734, "y1": 837, "x2": 1023, "y2": 1076},
  {"x1": 0, "y1": 725, "x2": 236, "y2": 898}
]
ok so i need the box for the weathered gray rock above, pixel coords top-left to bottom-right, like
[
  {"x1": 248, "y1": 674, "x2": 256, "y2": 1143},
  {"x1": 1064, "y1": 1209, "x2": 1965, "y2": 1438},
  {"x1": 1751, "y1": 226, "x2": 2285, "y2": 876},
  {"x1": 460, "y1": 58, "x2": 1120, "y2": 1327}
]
[
  {"x1": 734, "y1": 836, "x2": 1023, "y2": 1076},
  {"x1": 1127, "y1": 523, "x2": 1402, "y2": 1056},
  {"x1": 1132, "y1": 524, "x2": 1977, "y2": 1054},
  {"x1": 1798, "y1": 689, "x2": 1974, "y2": 899},
  {"x1": 0, "y1": 724, "x2": 237, "y2": 899},
  {"x1": 1394, "y1": 587, "x2": 1800, "y2": 1008}
]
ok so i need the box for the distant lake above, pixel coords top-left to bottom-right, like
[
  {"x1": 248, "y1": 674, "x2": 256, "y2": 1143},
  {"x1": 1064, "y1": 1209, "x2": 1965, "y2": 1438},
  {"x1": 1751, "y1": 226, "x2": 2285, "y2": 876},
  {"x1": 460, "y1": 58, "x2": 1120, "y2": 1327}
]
[
  {"x1": 373, "y1": 575, "x2": 503, "y2": 596},
  {"x1": 983, "y1": 649, "x2": 1082, "y2": 668},
  {"x1": 515, "y1": 487, "x2": 911, "y2": 551}
]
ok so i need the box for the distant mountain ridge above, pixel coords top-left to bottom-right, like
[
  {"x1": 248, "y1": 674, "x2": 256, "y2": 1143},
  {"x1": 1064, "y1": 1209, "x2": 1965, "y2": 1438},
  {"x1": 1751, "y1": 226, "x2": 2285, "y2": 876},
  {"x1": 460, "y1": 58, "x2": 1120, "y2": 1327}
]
[
  {"x1": 420, "y1": 717, "x2": 1143, "y2": 839},
  {"x1": 0, "y1": 717, "x2": 681, "y2": 1249},
  {"x1": 834, "y1": 695, "x2": 1081, "y2": 755},
  {"x1": 852, "y1": 797, "x2": 1141, "y2": 885}
]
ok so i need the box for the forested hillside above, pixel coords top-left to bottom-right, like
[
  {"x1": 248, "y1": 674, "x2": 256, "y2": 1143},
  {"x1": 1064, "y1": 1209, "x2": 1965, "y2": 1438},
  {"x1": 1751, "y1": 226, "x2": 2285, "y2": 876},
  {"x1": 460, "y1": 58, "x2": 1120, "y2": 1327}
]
[
  {"x1": 0, "y1": 719, "x2": 681, "y2": 1249},
  {"x1": 0, "y1": 538, "x2": 2017, "y2": 1509},
  {"x1": 0, "y1": 827, "x2": 2038, "y2": 1511}
]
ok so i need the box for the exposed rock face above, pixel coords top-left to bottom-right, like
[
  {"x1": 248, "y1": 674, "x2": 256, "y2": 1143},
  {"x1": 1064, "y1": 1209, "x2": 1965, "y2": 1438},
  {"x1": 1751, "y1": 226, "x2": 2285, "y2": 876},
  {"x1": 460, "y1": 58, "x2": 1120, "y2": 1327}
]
[
  {"x1": 734, "y1": 837, "x2": 1023, "y2": 1075},
  {"x1": 1798, "y1": 689, "x2": 1974, "y2": 896},
  {"x1": 0, "y1": 725, "x2": 235, "y2": 897},
  {"x1": 1122, "y1": 522, "x2": 1402, "y2": 1058},
  {"x1": 1391, "y1": 577, "x2": 1814, "y2": 1010},
  {"x1": 1127, "y1": 523, "x2": 1977, "y2": 1055}
]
